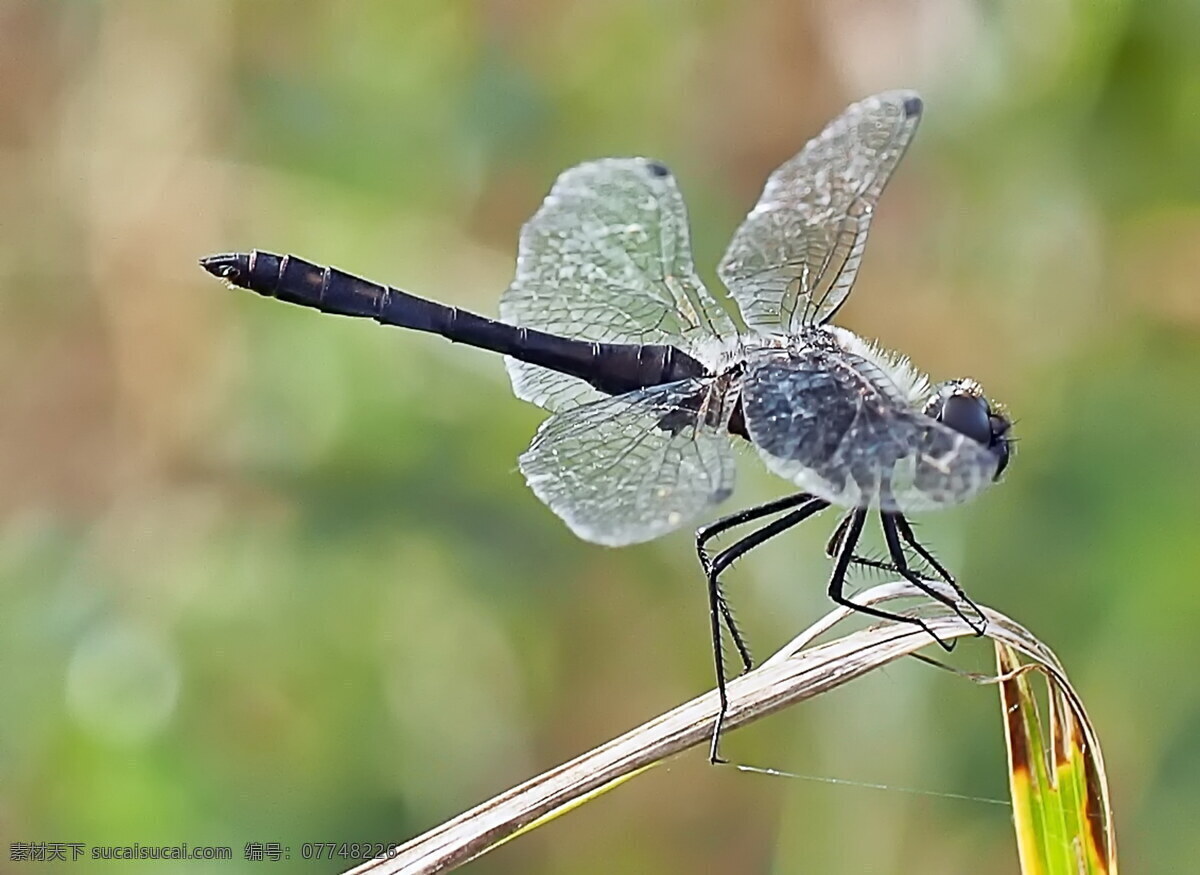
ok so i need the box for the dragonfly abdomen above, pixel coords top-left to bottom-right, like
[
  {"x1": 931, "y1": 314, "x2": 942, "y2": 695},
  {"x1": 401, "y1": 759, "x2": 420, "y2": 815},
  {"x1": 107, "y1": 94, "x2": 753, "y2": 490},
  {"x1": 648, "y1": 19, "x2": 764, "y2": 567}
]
[{"x1": 199, "y1": 250, "x2": 708, "y2": 398}]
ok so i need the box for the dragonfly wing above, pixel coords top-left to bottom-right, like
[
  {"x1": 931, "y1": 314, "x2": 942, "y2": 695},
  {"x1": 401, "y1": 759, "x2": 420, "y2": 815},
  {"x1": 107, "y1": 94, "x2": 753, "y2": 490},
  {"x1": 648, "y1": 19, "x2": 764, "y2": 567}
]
[
  {"x1": 740, "y1": 346, "x2": 998, "y2": 512},
  {"x1": 719, "y1": 91, "x2": 923, "y2": 333},
  {"x1": 501, "y1": 158, "x2": 737, "y2": 411},
  {"x1": 519, "y1": 378, "x2": 736, "y2": 545}
]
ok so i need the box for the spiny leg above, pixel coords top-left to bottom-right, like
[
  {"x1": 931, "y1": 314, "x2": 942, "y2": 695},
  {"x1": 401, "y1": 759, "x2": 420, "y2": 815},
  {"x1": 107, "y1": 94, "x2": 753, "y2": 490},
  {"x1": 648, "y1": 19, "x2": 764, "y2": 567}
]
[
  {"x1": 714, "y1": 591, "x2": 750, "y2": 674},
  {"x1": 829, "y1": 509, "x2": 933, "y2": 580},
  {"x1": 892, "y1": 513, "x2": 987, "y2": 632},
  {"x1": 704, "y1": 496, "x2": 830, "y2": 763},
  {"x1": 879, "y1": 512, "x2": 985, "y2": 634},
  {"x1": 696, "y1": 492, "x2": 816, "y2": 673},
  {"x1": 831, "y1": 511, "x2": 984, "y2": 632},
  {"x1": 699, "y1": 492, "x2": 818, "y2": 567},
  {"x1": 825, "y1": 512, "x2": 853, "y2": 559},
  {"x1": 846, "y1": 553, "x2": 921, "y2": 578},
  {"x1": 827, "y1": 509, "x2": 956, "y2": 651}
]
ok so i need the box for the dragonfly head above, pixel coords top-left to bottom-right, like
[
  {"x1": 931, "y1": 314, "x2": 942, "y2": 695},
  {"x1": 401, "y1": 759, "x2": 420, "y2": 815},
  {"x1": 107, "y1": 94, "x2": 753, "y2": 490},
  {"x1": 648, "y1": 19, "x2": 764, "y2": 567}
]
[{"x1": 924, "y1": 379, "x2": 1013, "y2": 480}]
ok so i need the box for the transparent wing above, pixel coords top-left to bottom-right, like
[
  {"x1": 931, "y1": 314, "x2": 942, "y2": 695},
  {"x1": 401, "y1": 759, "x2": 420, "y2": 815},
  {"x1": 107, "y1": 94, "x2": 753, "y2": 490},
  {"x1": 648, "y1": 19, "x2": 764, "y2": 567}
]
[
  {"x1": 719, "y1": 91, "x2": 923, "y2": 334},
  {"x1": 518, "y1": 378, "x2": 736, "y2": 546},
  {"x1": 500, "y1": 158, "x2": 737, "y2": 411},
  {"x1": 740, "y1": 347, "x2": 998, "y2": 512}
]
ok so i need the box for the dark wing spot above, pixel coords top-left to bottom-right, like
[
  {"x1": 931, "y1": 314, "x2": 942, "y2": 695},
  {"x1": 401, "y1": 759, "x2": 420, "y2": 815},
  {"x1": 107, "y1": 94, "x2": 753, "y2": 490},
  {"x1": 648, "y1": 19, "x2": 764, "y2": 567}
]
[
  {"x1": 902, "y1": 95, "x2": 923, "y2": 119},
  {"x1": 646, "y1": 161, "x2": 671, "y2": 178}
]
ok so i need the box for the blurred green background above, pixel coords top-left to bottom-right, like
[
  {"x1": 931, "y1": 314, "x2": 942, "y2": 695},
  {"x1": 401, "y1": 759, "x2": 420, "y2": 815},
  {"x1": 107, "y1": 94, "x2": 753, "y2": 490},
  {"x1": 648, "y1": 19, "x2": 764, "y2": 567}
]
[{"x1": 2, "y1": 1, "x2": 1198, "y2": 872}]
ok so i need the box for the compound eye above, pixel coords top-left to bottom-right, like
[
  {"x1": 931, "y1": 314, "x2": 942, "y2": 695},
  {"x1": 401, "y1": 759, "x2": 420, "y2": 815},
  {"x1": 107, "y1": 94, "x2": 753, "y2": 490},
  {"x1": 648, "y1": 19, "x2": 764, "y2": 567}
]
[{"x1": 939, "y1": 393, "x2": 992, "y2": 446}]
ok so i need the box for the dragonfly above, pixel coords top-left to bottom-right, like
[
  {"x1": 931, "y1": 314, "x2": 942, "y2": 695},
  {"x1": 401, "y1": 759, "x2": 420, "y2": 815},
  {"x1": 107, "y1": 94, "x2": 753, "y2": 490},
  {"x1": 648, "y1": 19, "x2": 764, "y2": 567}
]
[{"x1": 201, "y1": 90, "x2": 1013, "y2": 763}]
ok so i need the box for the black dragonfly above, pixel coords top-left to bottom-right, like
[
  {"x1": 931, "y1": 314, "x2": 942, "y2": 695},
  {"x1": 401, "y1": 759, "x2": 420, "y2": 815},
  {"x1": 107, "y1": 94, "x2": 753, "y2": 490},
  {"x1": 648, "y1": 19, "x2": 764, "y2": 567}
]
[{"x1": 202, "y1": 91, "x2": 1013, "y2": 762}]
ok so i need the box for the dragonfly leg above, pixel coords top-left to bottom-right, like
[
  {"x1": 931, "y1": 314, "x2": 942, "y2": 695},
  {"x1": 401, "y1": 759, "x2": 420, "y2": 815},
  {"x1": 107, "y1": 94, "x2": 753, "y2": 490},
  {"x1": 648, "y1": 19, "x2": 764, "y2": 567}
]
[
  {"x1": 890, "y1": 514, "x2": 988, "y2": 633},
  {"x1": 845, "y1": 553, "x2": 917, "y2": 578},
  {"x1": 832, "y1": 513, "x2": 942, "y2": 582},
  {"x1": 715, "y1": 590, "x2": 750, "y2": 676},
  {"x1": 697, "y1": 492, "x2": 819, "y2": 569},
  {"x1": 705, "y1": 576, "x2": 731, "y2": 765},
  {"x1": 695, "y1": 492, "x2": 816, "y2": 673},
  {"x1": 702, "y1": 496, "x2": 829, "y2": 763},
  {"x1": 827, "y1": 509, "x2": 956, "y2": 651},
  {"x1": 879, "y1": 512, "x2": 981, "y2": 632}
]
